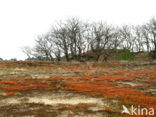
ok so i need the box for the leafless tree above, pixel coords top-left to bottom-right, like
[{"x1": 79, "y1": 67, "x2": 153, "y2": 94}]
[
  {"x1": 22, "y1": 46, "x2": 33, "y2": 59},
  {"x1": 145, "y1": 18, "x2": 156, "y2": 58},
  {"x1": 65, "y1": 18, "x2": 87, "y2": 60},
  {"x1": 51, "y1": 23, "x2": 70, "y2": 61},
  {"x1": 33, "y1": 34, "x2": 54, "y2": 61},
  {"x1": 133, "y1": 26, "x2": 145, "y2": 52},
  {"x1": 119, "y1": 25, "x2": 135, "y2": 51},
  {"x1": 142, "y1": 25, "x2": 151, "y2": 52},
  {"x1": 89, "y1": 22, "x2": 118, "y2": 61}
]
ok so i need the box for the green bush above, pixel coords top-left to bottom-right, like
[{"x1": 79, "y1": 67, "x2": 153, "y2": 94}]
[
  {"x1": 10, "y1": 58, "x2": 17, "y2": 61},
  {"x1": 116, "y1": 49, "x2": 136, "y2": 61}
]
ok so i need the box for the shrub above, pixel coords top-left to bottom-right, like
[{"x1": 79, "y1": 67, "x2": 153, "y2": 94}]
[
  {"x1": 10, "y1": 58, "x2": 17, "y2": 61},
  {"x1": 116, "y1": 49, "x2": 136, "y2": 61}
]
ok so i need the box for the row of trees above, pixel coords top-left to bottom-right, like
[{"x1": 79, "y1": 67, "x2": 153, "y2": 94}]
[{"x1": 23, "y1": 17, "x2": 156, "y2": 61}]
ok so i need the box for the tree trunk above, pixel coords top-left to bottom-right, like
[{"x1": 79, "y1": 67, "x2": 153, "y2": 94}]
[{"x1": 96, "y1": 54, "x2": 100, "y2": 61}]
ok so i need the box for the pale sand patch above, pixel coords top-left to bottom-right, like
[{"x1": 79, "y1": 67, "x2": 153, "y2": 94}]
[
  {"x1": 144, "y1": 89, "x2": 156, "y2": 95},
  {"x1": 0, "y1": 91, "x2": 106, "y2": 106},
  {"x1": 28, "y1": 96, "x2": 103, "y2": 105},
  {"x1": 0, "y1": 98, "x2": 20, "y2": 106},
  {"x1": 117, "y1": 81, "x2": 142, "y2": 87}
]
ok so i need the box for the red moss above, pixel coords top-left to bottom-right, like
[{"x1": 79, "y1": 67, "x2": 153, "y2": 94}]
[
  {"x1": 0, "y1": 63, "x2": 155, "y2": 114},
  {"x1": 4, "y1": 92, "x2": 15, "y2": 97},
  {"x1": 0, "y1": 80, "x2": 18, "y2": 85}
]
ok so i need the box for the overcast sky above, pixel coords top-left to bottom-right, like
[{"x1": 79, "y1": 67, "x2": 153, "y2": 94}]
[{"x1": 0, "y1": 0, "x2": 156, "y2": 60}]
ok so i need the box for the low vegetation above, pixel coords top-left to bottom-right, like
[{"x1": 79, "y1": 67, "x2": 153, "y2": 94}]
[{"x1": 0, "y1": 61, "x2": 155, "y2": 116}]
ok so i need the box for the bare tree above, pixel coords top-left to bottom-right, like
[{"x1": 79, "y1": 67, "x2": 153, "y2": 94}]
[
  {"x1": 142, "y1": 25, "x2": 151, "y2": 52},
  {"x1": 65, "y1": 18, "x2": 80, "y2": 59},
  {"x1": 89, "y1": 22, "x2": 117, "y2": 61},
  {"x1": 33, "y1": 34, "x2": 54, "y2": 61},
  {"x1": 65, "y1": 18, "x2": 87, "y2": 60},
  {"x1": 51, "y1": 23, "x2": 70, "y2": 61},
  {"x1": 133, "y1": 26, "x2": 145, "y2": 52},
  {"x1": 146, "y1": 18, "x2": 156, "y2": 58},
  {"x1": 119, "y1": 25, "x2": 135, "y2": 51},
  {"x1": 22, "y1": 46, "x2": 33, "y2": 59}
]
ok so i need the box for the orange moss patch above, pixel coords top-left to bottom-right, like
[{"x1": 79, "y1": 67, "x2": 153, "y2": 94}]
[
  {"x1": 63, "y1": 67, "x2": 156, "y2": 115},
  {"x1": 0, "y1": 78, "x2": 56, "y2": 97},
  {"x1": 0, "y1": 80, "x2": 18, "y2": 85},
  {"x1": 4, "y1": 92, "x2": 15, "y2": 97},
  {"x1": 0, "y1": 62, "x2": 155, "y2": 116}
]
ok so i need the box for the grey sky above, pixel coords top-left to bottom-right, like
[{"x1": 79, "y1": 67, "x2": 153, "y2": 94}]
[{"x1": 0, "y1": 0, "x2": 156, "y2": 60}]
